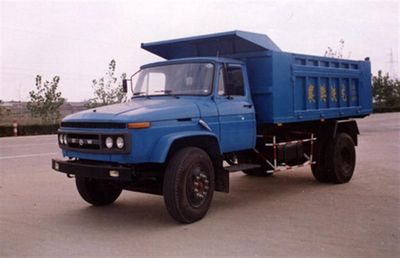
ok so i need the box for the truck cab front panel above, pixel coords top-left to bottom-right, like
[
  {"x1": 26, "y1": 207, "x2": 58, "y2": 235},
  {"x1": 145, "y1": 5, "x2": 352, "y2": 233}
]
[{"x1": 60, "y1": 109, "x2": 221, "y2": 164}]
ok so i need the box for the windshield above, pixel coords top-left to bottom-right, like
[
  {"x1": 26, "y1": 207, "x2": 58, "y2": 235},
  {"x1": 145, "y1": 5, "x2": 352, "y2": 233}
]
[{"x1": 131, "y1": 62, "x2": 214, "y2": 97}]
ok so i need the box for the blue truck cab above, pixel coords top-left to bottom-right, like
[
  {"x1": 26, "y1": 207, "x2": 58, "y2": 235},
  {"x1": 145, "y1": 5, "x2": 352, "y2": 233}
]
[{"x1": 52, "y1": 31, "x2": 372, "y2": 223}]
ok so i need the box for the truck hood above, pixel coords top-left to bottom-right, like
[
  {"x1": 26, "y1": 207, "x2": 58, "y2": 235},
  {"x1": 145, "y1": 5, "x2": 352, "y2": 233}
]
[{"x1": 63, "y1": 98, "x2": 200, "y2": 123}]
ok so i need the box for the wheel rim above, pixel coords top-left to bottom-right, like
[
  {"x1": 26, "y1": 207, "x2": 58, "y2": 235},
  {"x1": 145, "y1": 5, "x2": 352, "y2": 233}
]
[{"x1": 186, "y1": 166, "x2": 210, "y2": 208}]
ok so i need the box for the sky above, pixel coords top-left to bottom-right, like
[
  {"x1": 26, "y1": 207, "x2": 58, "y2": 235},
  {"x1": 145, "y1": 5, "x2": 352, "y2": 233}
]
[{"x1": 0, "y1": 0, "x2": 399, "y2": 101}]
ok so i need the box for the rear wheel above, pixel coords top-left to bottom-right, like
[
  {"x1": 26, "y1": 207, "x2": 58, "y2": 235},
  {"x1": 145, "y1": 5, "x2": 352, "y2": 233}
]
[
  {"x1": 163, "y1": 147, "x2": 215, "y2": 223},
  {"x1": 326, "y1": 133, "x2": 356, "y2": 183},
  {"x1": 75, "y1": 177, "x2": 122, "y2": 206},
  {"x1": 312, "y1": 133, "x2": 356, "y2": 183},
  {"x1": 311, "y1": 138, "x2": 331, "y2": 182}
]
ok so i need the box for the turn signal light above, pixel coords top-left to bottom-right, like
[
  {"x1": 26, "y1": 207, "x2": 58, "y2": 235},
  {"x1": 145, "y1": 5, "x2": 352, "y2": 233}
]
[
  {"x1": 109, "y1": 170, "x2": 119, "y2": 177},
  {"x1": 128, "y1": 122, "x2": 150, "y2": 129}
]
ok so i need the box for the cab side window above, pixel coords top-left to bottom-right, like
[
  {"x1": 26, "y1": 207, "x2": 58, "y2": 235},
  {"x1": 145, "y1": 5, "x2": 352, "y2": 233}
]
[{"x1": 218, "y1": 65, "x2": 245, "y2": 96}]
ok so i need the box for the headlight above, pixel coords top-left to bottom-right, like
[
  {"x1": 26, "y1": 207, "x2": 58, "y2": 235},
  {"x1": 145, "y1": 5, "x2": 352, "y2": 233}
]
[
  {"x1": 63, "y1": 135, "x2": 68, "y2": 145},
  {"x1": 116, "y1": 137, "x2": 124, "y2": 149},
  {"x1": 105, "y1": 137, "x2": 113, "y2": 149},
  {"x1": 59, "y1": 134, "x2": 64, "y2": 144}
]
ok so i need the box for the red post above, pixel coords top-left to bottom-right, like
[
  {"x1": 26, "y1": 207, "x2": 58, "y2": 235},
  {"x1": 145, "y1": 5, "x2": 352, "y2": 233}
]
[{"x1": 13, "y1": 120, "x2": 18, "y2": 136}]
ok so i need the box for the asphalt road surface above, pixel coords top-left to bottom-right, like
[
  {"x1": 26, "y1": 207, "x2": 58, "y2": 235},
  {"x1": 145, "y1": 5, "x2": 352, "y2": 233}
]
[{"x1": 1, "y1": 113, "x2": 399, "y2": 256}]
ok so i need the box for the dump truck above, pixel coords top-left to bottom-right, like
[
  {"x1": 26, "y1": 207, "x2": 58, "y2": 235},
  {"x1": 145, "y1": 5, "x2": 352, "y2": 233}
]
[{"x1": 52, "y1": 31, "x2": 372, "y2": 223}]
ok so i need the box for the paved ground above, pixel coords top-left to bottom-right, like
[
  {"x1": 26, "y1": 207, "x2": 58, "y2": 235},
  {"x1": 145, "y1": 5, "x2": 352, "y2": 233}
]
[{"x1": 1, "y1": 113, "x2": 399, "y2": 256}]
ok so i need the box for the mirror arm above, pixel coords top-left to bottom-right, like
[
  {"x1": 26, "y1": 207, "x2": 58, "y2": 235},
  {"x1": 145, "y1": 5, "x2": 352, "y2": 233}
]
[{"x1": 122, "y1": 79, "x2": 130, "y2": 93}]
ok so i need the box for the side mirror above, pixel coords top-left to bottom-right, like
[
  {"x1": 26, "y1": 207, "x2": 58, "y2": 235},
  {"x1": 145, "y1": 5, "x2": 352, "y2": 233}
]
[{"x1": 122, "y1": 79, "x2": 128, "y2": 93}]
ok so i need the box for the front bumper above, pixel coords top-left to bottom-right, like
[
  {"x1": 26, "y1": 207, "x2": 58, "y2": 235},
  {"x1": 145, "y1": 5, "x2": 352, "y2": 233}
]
[{"x1": 52, "y1": 158, "x2": 135, "y2": 181}]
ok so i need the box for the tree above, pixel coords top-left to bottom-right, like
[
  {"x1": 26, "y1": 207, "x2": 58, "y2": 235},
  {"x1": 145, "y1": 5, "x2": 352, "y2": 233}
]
[
  {"x1": 372, "y1": 71, "x2": 400, "y2": 107},
  {"x1": 324, "y1": 39, "x2": 351, "y2": 59},
  {"x1": 0, "y1": 100, "x2": 11, "y2": 118},
  {"x1": 27, "y1": 75, "x2": 65, "y2": 124},
  {"x1": 0, "y1": 99, "x2": 4, "y2": 116},
  {"x1": 86, "y1": 59, "x2": 127, "y2": 108}
]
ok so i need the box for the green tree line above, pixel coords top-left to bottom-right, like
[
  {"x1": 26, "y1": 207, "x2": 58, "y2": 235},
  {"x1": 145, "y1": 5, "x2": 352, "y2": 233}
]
[
  {"x1": 372, "y1": 71, "x2": 400, "y2": 109},
  {"x1": 25, "y1": 59, "x2": 126, "y2": 124}
]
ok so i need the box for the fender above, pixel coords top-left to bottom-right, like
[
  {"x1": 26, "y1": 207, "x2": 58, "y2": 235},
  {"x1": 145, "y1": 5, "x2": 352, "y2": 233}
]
[
  {"x1": 316, "y1": 120, "x2": 359, "y2": 146},
  {"x1": 335, "y1": 120, "x2": 359, "y2": 145},
  {"x1": 149, "y1": 130, "x2": 221, "y2": 163}
]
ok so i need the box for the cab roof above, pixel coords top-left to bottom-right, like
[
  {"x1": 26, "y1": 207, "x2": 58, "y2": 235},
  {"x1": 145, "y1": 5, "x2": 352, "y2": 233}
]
[
  {"x1": 141, "y1": 57, "x2": 244, "y2": 69},
  {"x1": 141, "y1": 30, "x2": 281, "y2": 60}
]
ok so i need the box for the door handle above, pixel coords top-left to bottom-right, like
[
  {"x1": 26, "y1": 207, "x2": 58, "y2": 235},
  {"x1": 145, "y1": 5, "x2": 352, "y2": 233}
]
[{"x1": 243, "y1": 104, "x2": 252, "y2": 108}]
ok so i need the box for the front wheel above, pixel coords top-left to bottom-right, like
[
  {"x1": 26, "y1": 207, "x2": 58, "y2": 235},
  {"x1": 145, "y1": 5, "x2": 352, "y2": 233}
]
[
  {"x1": 75, "y1": 176, "x2": 122, "y2": 206},
  {"x1": 163, "y1": 147, "x2": 215, "y2": 223}
]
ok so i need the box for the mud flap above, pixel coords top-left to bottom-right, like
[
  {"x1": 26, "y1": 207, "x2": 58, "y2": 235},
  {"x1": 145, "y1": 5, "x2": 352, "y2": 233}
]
[{"x1": 215, "y1": 167, "x2": 229, "y2": 193}]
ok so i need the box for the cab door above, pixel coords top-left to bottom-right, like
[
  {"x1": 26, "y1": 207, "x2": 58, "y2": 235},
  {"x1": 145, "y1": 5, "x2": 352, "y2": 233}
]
[{"x1": 214, "y1": 64, "x2": 256, "y2": 152}]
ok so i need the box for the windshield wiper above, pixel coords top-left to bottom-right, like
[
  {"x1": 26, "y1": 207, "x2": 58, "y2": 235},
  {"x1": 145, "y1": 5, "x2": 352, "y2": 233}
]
[
  {"x1": 154, "y1": 90, "x2": 173, "y2": 94},
  {"x1": 131, "y1": 92, "x2": 149, "y2": 99},
  {"x1": 153, "y1": 90, "x2": 179, "y2": 98}
]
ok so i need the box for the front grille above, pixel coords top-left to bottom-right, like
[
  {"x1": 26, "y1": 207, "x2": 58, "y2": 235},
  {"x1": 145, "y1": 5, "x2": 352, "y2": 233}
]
[
  {"x1": 61, "y1": 122, "x2": 126, "y2": 129},
  {"x1": 58, "y1": 132, "x2": 130, "y2": 154},
  {"x1": 66, "y1": 133, "x2": 100, "y2": 150}
]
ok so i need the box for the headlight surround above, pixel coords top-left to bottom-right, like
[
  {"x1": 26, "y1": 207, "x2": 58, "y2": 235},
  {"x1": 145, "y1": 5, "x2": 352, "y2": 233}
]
[
  {"x1": 105, "y1": 137, "x2": 113, "y2": 149},
  {"x1": 58, "y1": 133, "x2": 127, "y2": 152},
  {"x1": 116, "y1": 137, "x2": 124, "y2": 149}
]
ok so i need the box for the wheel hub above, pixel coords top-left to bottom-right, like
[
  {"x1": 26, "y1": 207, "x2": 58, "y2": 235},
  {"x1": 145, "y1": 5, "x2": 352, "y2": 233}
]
[
  {"x1": 194, "y1": 173, "x2": 209, "y2": 199},
  {"x1": 187, "y1": 168, "x2": 210, "y2": 207}
]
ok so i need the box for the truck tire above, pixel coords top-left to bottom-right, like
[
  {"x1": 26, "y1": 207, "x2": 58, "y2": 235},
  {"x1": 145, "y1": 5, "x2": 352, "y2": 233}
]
[
  {"x1": 75, "y1": 176, "x2": 122, "y2": 206},
  {"x1": 163, "y1": 147, "x2": 215, "y2": 223},
  {"x1": 325, "y1": 133, "x2": 356, "y2": 184},
  {"x1": 311, "y1": 138, "x2": 331, "y2": 182}
]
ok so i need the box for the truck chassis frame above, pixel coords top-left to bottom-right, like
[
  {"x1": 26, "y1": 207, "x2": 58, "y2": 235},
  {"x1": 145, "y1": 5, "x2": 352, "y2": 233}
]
[{"x1": 255, "y1": 133, "x2": 316, "y2": 173}]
